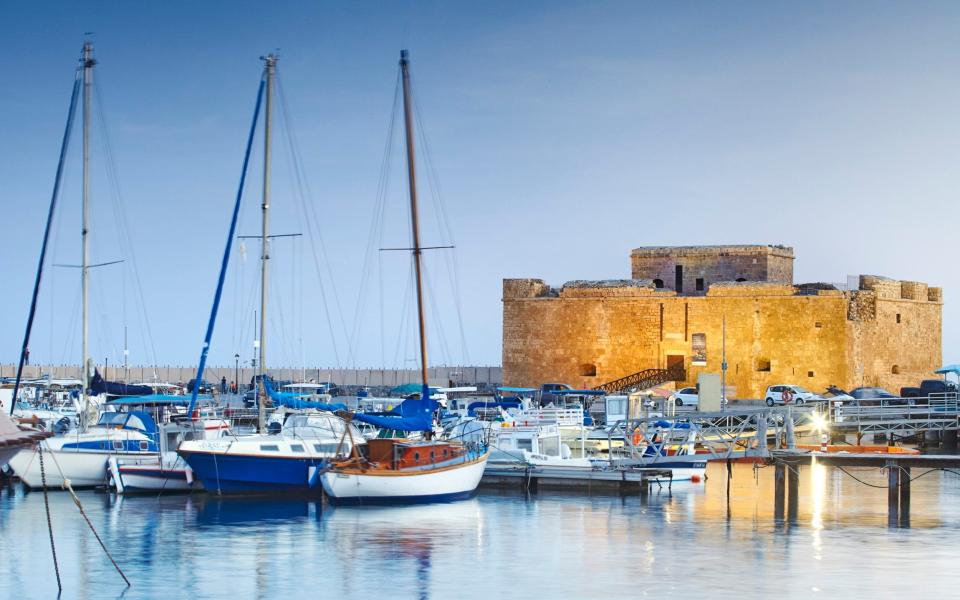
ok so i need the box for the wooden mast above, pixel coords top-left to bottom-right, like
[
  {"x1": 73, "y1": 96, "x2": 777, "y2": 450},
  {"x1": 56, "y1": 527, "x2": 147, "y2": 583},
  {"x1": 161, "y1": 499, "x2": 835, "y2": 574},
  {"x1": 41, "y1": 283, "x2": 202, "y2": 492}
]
[{"x1": 399, "y1": 50, "x2": 431, "y2": 401}]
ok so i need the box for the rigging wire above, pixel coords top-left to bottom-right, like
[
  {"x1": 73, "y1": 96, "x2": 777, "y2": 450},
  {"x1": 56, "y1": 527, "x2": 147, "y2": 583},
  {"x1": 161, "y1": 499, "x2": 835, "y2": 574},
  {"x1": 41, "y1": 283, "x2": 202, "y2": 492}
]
[
  {"x1": 93, "y1": 80, "x2": 160, "y2": 369},
  {"x1": 350, "y1": 69, "x2": 402, "y2": 368},
  {"x1": 275, "y1": 75, "x2": 348, "y2": 369},
  {"x1": 412, "y1": 92, "x2": 471, "y2": 365}
]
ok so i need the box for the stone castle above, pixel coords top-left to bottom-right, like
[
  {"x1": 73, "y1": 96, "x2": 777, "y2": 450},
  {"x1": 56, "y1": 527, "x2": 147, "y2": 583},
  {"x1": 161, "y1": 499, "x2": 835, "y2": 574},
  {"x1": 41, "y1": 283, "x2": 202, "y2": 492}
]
[{"x1": 502, "y1": 245, "x2": 942, "y2": 399}]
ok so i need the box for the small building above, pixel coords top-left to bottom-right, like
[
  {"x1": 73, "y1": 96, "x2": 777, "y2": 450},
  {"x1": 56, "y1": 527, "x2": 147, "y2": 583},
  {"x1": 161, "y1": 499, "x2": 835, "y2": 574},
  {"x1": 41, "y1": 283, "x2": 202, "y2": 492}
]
[{"x1": 502, "y1": 244, "x2": 942, "y2": 399}]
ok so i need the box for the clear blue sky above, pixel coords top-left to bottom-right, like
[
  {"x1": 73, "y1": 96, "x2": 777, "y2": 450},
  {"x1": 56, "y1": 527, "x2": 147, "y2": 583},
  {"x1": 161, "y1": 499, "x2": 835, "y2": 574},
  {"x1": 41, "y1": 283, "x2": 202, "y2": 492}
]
[{"x1": 2, "y1": 1, "x2": 959, "y2": 372}]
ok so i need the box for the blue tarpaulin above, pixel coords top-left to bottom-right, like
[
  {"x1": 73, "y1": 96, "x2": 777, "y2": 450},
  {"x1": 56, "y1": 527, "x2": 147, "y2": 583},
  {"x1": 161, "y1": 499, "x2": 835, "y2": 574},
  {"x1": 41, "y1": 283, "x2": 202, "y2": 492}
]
[
  {"x1": 106, "y1": 395, "x2": 195, "y2": 405},
  {"x1": 351, "y1": 395, "x2": 438, "y2": 432},
  {"x1": 264, "y1": 379, "x2": 346, "y2": 412}
]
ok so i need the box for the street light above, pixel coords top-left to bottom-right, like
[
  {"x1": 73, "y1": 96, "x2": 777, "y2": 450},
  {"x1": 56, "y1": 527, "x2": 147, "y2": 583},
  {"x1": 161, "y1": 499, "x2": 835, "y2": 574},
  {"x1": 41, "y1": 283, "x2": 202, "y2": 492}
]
[{"x1": 234, "y1": 353, "x2": 240, "y2": 394}]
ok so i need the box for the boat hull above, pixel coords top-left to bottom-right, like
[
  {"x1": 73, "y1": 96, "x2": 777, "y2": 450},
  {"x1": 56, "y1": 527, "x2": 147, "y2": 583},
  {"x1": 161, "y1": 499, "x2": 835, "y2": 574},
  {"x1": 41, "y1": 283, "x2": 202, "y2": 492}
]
[
  {"x1": 179, "y1": 450, "x2": 327, "y2": 494},
  {"x1": 109, "y1": 455, "x2": 201, "y2": 494},
  {"x1": 8, "y1": 446, "x2": 153, "y2": 489},
  {"x1": 320, "y1": 453, "x2": 488, "y2": 504}
]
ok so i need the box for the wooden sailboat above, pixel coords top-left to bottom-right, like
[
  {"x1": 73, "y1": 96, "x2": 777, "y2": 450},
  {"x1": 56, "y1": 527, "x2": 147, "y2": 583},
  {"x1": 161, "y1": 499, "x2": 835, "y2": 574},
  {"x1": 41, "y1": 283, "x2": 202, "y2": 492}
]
[{"x1": 320, "y1": 50, "x2": 489, "y2": 504}]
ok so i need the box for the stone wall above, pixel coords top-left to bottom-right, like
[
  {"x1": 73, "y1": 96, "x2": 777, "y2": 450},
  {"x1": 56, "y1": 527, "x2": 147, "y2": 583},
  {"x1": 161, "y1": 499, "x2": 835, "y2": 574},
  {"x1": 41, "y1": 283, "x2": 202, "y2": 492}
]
[
  {"x1": 503, "y1": 274, "x2": 941, "y2": 399},
  {"x1": 630, "y1": 245, "x2": 794, "y2": 296}
]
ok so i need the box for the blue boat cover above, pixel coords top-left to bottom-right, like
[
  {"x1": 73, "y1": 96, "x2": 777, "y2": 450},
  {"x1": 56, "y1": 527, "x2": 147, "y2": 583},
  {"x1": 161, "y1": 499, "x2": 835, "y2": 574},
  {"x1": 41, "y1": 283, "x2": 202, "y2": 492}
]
[
  {"x1": 90, "y1": 369, "x2": 153, "y2": 397},
  {"x1": 351, "y1": 395, "x2": 438, "y2": 432},
  {"x1": 264, "y1": 378, "x2": 346, "y2": 412},
  {"x1": 497, "y1": 386, "x2": 536, "y2": 393},
  {"x1": 651, "y1": 420, "x2": 692, "y2": 429},
  {"x1": 106, "y1": 395, "x2": 196, "y2": 405},
  {"x1": 467, "y1": 399, "x2": 522, "y2": 416},
  {"x1": 553, "y1": 389, "x2": 606, "y2": 396},
  {"x1": 390, "y1": 383, "x2": 440, "y2": 396}
]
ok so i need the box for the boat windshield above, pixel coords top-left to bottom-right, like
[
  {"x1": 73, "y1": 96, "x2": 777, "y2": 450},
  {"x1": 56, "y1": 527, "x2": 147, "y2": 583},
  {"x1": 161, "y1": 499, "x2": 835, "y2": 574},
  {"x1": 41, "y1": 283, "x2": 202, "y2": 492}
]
[
  {"x1": 282, "y1": 414, "x2": 360, "y2": 440},
  {"x1": 96, "y1": 413, "x2": 128, "y2": 428}
]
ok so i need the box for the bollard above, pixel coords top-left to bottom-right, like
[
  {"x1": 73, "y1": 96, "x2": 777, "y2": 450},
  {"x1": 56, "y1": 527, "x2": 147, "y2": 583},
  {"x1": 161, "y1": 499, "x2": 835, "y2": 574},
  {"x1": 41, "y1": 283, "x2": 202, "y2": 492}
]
[{"x1": 820, "y1": 433, "x2": 828, "y2": 453}]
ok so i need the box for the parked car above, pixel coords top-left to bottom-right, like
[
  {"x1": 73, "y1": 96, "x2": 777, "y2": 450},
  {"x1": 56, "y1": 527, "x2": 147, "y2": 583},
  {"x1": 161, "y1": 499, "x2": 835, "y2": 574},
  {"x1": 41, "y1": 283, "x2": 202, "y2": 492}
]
[
  {"x1": 671, "y1": 387, "x2": 699, "y2": 407},
  {"x1": 823, "y1": 386, "x2": 855, "y2": 404},
  {"x1": 186, "y1": 379, "x2": 212, "y2": 394},
  {"x1": 847, "y1": 386, "x2": 913, "y2": 406},
  {"x1": 764, "y1": 385, "x2": 821, "y2": 406},
  {"x1": 900, "y1": 379, "x2": 958, "y2": 398}
]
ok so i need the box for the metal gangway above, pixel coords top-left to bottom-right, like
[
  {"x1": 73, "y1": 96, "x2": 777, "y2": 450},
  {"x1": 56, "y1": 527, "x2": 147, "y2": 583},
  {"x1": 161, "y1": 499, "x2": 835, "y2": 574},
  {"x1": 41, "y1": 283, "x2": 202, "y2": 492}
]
[
  {"x1": 599, "y1": 406, "x2": 820, "y2": 468},
  {"x1": 827, "y1": 393, "x2": 960, "y2": 442}
]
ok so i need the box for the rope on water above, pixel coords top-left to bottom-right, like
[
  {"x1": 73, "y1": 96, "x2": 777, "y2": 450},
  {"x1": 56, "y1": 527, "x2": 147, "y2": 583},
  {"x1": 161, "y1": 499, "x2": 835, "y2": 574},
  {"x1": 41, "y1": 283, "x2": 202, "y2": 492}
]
[
  {"x1": 46, "y1": 449, "x2": 131, "y2": 587},
  {"x1": 37, "y1": 445, "x2": 62, "y2": 593}
]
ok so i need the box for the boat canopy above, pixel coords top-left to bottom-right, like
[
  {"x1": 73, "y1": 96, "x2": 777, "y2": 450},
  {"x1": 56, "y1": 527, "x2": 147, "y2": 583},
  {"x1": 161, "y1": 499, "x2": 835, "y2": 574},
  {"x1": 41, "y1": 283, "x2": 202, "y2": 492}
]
[
  {"x1": 390, "y1": 383, "x2": 440, "y2": 396},
  {"x1": 106, "y1": 395, "x2": 195, "y2": 406},
  {"x1": 934, "y1": 364, "x2": 960, "y2": 376},
  {"x1": 264, "y1": 378, "x2": 346, "y2": 412},
  {"x1": 95, "y1": 410, "x2": 159, "y2": 436},
  {"x1": 90, "y1": 369, "x2": 153, "y2": 397},
  {"x1": 351, "y1": 396, "x2": 437, "y2": 432},
  {"x1": 466, "y1": 399, "x2": 522, "y2": 415},
  {"x1": 498, "y1": 386, "x2": 536, "y2": 393}
]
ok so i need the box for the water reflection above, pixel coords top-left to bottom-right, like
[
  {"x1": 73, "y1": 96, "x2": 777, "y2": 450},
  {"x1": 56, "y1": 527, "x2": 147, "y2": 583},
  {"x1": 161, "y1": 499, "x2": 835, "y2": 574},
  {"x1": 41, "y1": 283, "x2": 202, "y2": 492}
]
[{"x1": 1, "y1": 463, "x2": 959, "y2": 599}]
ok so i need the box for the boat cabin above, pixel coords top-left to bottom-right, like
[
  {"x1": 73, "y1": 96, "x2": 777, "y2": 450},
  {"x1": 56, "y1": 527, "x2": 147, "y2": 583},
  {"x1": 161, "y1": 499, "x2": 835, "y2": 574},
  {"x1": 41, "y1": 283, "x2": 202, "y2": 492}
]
[{"x1": 362, "y1": 438, "x2": 466, "y2": 470}]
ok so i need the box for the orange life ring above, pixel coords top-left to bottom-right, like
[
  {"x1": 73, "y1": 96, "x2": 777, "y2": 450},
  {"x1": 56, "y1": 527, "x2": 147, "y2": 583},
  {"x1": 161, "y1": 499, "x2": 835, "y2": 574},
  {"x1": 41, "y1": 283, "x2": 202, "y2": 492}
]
[
  {"x1": 632, "y1": 429, "x2": 644, "y2": 446},
  {"x1": 781, "y1": 389, "x2": 793, "y2": 404}
]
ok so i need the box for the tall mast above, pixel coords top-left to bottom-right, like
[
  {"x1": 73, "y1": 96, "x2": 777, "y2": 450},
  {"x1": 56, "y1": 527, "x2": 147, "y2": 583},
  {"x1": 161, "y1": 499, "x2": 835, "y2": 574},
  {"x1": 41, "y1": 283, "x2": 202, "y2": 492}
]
[
  {"x1": 399, "y1": 50, "x2": 430, "y2": 399},
  {"x1": 258, "y1": 54, "x2": 276, "y2": 433},
  {"x1": 80, "y1": 41, "x2": 95, "y2": 430}
]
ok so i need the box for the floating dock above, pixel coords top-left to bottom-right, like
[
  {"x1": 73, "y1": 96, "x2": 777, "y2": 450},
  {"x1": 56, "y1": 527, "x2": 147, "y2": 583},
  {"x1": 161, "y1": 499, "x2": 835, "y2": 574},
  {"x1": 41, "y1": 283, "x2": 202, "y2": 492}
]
[{"x1": 481, "y1": 464, "x2": 674, "y2": 494}]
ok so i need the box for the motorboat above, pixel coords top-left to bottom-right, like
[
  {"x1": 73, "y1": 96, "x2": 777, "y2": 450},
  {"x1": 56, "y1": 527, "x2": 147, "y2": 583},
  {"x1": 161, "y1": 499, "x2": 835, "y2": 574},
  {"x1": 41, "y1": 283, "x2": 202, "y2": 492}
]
[
  {"x1": 7, "y1": 409, "x2": 160, "y2": 489},
  {"x1": 178, "y1": 412, "x2": 363, "y2": 494}
]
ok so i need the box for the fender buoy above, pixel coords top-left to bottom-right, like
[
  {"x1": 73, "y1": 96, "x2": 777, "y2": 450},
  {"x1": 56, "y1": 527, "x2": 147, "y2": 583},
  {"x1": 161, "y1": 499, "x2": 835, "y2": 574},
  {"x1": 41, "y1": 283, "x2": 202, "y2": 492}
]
[
  {"x1": 691, "y1": 474, "x2": 702, "y2": 483},
  {"x1": 632, "y1": 429, "x2": 644, "y2": 446}
]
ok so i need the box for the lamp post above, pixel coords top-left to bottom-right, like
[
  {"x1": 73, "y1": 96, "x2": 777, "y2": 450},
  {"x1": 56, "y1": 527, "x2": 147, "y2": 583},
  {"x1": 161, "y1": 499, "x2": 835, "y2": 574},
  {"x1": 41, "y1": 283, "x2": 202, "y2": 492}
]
[{"x1": 234, "y1": 353, "x2": 240, "y2": 394}]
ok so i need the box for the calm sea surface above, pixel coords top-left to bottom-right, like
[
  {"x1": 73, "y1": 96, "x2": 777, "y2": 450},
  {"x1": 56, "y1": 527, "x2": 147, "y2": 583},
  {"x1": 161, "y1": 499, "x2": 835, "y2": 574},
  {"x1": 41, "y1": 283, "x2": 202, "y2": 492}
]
[{"x1": 1, "y1": 462, "x2": 958, "y2": 599}]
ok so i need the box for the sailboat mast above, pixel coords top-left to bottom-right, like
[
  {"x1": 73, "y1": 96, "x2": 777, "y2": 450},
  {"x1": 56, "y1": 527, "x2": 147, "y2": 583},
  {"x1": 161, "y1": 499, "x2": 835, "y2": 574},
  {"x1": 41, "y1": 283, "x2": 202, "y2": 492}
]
[
  {"x1": 399, "y1": 50, "x2": 430, "y2": 397},
  {"x1": 80, "y1": 41, "x2": 94, "y2": 429},
  {"x1": 258, "y1": 54, "x2": 276, "y2": 433}
]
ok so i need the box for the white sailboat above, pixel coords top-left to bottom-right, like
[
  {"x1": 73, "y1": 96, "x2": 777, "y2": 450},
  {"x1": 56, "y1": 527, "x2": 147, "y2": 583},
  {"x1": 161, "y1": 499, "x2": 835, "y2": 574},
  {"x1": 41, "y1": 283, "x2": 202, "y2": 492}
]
[
  {"x1": 320, "y1": 50, "x2": 489, "y2": 504},
  {"x1": 7, "y1": 42, "x2": 158, "y2": 489}
]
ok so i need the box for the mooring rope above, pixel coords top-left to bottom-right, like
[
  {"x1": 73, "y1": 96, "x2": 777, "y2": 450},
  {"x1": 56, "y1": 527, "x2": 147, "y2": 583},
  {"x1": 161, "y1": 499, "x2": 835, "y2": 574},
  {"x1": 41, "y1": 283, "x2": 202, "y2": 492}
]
[
  {"x1": 45, "y1": 450, "x2": 130, "y2": 587},
  {"x1": 37, "y1": 445, "x2": 62, "y2": 593}
]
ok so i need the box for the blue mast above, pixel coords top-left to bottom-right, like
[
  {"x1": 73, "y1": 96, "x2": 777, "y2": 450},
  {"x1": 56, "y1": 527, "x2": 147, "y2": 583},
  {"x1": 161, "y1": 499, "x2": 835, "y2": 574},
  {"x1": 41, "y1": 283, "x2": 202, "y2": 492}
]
[
  {"x1": 9, "y1": 69, "x2": 82, "y2": 415},
  {"x1": 187, "y1": 77, "x2": 266, "y2": 417}
]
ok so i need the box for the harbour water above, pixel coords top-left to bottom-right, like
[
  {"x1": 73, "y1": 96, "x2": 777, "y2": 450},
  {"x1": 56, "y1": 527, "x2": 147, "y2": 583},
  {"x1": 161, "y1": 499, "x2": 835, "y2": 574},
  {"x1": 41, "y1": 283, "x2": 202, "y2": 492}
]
[{"x1": 2, "y1": 462, "x2": 958, "y2": 599}]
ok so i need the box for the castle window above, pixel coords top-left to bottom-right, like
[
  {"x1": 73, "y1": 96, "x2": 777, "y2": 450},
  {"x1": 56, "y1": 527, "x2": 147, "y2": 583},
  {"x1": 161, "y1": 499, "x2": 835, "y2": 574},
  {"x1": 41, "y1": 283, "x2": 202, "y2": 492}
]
[
  {"x1": 892, "y1": 365, "x2": 900, "y2": 375},
  {"x1": 653, "y1": 278, "x2": 664, "y2": 288},
  {"x1": 756, "y1": 358, "x2": 771, "y2": 372},
  {"x1": 579, "y1": 363, "x2": 597, "y2": 377},
  {"x1": 807, "y1": 371, "x2": 814, "y2": 378},
  {"x1": 896, "y1": 313, "x2": 901, "y2": 323},
  {"x1": 815, "y1": 322, "x2": 822, "y2": 328},
  {"x1": 735, "y1": 278, "x2": 747, "y2": 282},
  {"x1": 695, "y1": 278, "x2": 704, "y2": 291},
  {"x1": 675, "y1": 265, "x2": 683, "y2": 293}
]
